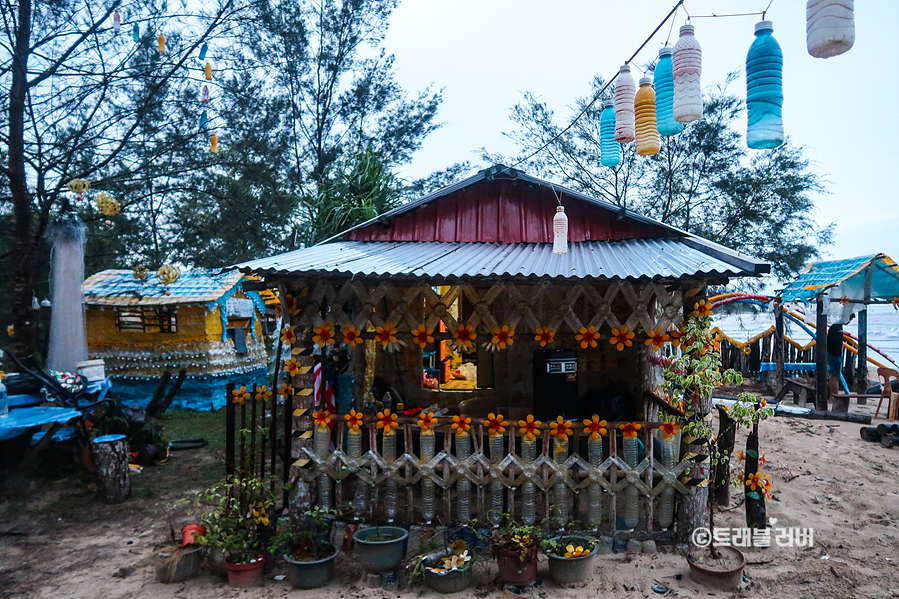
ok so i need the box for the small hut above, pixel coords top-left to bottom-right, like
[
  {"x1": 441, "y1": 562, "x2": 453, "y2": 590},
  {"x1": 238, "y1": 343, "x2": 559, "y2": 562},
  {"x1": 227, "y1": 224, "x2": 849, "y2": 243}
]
[{"x1": 83, "y1": 268, "x2": 268, "y2": 409}]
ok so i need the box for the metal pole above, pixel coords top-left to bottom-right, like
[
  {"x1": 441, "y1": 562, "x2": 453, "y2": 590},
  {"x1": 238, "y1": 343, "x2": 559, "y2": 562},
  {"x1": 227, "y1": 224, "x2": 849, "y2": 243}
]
[
  {"x1": 774, "y1": 300, "x2": 785, "y2": 395},
  {"x1": 815, "y1": 295, "x2": 829, "y2": 411}
]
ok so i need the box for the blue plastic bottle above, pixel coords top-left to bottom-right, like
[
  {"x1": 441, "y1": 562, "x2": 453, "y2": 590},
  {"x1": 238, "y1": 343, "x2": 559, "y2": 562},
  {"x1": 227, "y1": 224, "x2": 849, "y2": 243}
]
[
  {"x1": 600, "y1": 99, "x2": 621, "y2": 167},
  {"x1": 0, "y1": 378, "x2": 7, "y2": 418},
  {"x1": 655, "y1": 47, "x2": 682, "y2": 137},
  {"x1": 746, "y1": 21, "x2": 784, "y2": 149}
]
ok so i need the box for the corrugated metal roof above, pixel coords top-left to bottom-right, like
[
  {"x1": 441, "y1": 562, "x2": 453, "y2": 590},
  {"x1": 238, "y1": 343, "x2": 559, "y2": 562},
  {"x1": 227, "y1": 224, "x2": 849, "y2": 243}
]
[
  {"x1": 83, "y1": 269, "x2": 244, "y2": 306},
  {"x1": 236, "y1": 239, "x2": 755, "y2": 281},
  {"x1": 781, "y1": 253, "x2": 899, "y2": 302}
]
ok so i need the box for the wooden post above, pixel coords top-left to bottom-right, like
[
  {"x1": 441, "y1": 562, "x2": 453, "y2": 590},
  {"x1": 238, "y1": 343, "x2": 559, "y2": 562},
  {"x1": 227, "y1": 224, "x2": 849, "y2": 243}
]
[
  {"x1": 857, "y1": 266, "x2": 873, "y2": 394},
  {"x1": 815, "y1": 295, "x2": 829, "y2": 411},
  {"x1": 774, "y1": 301, "x2": 785, "y2": 396},
  {"x1": 92, "y1": 435, "x2": 130, "y2": 504},
  {"x1": 225, "y1": 383, "x2": 235, "y2": 476}
]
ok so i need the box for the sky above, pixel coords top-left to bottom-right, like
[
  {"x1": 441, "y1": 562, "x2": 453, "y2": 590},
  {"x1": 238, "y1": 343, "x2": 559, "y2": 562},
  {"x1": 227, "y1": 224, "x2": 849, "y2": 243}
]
[{"x1": 381, "y1": 0, "x2": 899, "y2": 271}]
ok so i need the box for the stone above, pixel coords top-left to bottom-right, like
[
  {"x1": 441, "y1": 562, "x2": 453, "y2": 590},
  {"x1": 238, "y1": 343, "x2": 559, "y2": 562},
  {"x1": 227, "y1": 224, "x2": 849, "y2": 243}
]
[
  {"x1": 626, "y1": 539, "x2": 642, "y2": 555},
  {"x1": 597, "y1": 536, "x2": 614, "y2": 555},
  {"x1": 642, "y1": 540, "x2": 658, "y2": 554},
  {"x1": 365, "y1": 573, "x2": 381, "y2": 588}
]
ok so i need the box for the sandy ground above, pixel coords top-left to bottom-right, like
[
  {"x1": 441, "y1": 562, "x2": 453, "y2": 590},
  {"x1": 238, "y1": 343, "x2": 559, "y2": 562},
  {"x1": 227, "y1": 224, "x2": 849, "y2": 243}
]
[{"x1": 2, "y1": 400, "x2": 899, "y2": 599}]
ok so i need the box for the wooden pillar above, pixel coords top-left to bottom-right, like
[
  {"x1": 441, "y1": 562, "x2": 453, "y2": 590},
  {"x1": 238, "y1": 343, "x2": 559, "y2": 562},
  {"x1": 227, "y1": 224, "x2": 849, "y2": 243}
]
[
  {"x1": 774, "y1": 300, "x2": 785, "y2": 395},
  {"x1": 92, "y1": 435, "x2": 131, "y2": 504},
  {"x1": 857, "y1": 266, "x2": 873, "y2": 393},
  {"x1": 815, "y1": 295, "x2": 829, "y2": 411}
]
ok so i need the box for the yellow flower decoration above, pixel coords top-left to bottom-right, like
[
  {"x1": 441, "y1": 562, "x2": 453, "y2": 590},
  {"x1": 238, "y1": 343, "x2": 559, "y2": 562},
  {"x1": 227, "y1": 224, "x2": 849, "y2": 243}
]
[
  {"x1": 668, "y1": 328, "x2": 683, "y2": 348},
  {"x1": 344, "y1": 409, "x2": 364, "y2": 431},
  {"x1": 489, "y1": 325, "x2": 515, "y2": 350},
  {"x1": 691, "y1": 299, "x2": 713, "y2": 319},
  {"x1": 417, "y1": 411, "x2": 439, "y2": 432},
  {"x1": 575, "y1": 326, "x2": 599, "y2": 349},
  {"x1": 280, "y1": 326, "x2": 297, "y2": 345},
  {"x1": 278, "y1": 383, "x2": 292, "y2": 397},
  {"x1": 564, "y1": 544, "x2": 588, "y2": 558},
  {"x1": 549, "y1": 416, "x2": 573, "y2": 440},
  {"x1": 284, "y1": 294, "x2": 299, "y2": 316},
  {"x1": 619, "y1": 422, "x2": 642, "y2": 439},
  {"x1": 484, "y1": 412, "x2": 510, "y2": 436},
  {"x1": 582, "y1": 415, "x2": 608, "y2": 441},
  {"x1": 374, "y1": 321, "x2": 398, "y2": 347},
  {"x1": 341, "y1": 325, "x2": 362, "y2": 347},
  {"x1": 254, "y1": 384, "x2": 272, "y2": 402},
  {"x1": 644, "y1": 327, "x2": 670, "y2": 351},
  {"x1": 253, "y1": 508, "x2": 269, "y2": 526},
  {"x1": 412, "y1": 324, "x2": 435, "y2": 349},
  {"x1": 610, "y1": 325, "x2": 635, "y2": 351},
  {"x1": 451, "y1": 414, "x2": 472, "y2": 434},
  {"x1": 283, "y1": 357, "x2": 302, "y2": 376},
  {"x1": 534, "y1": 326, "x2": 555, "y2": 347},
  {"x1": 312, "y1": 409, "x2": 331, "y2": 430},
  {"x1": 376, "y1": 409, "x2": 399, "y2": 435},
  {"x1": 231, "y1": 385, "x2": 250, "y2": 405},
  {"x1": 452, "y1": 324, "x2": 477, "y2": 351},
  {"x1": 312, "y1": 322, "x2": 335, "y2": 347},
  {"x1": 6, "y1": 324, "x2": 13, "y2": 338},
  {"x1": 518, "y1": 415, "x2": 543, "y2": 441}
]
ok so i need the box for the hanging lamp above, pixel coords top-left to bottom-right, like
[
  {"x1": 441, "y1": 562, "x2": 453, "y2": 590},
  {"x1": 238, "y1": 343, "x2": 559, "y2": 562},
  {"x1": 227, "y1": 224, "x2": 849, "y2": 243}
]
[
  {"x1": 655, "y1": 47, "x2": 682, "y2": 136},
  {"x1": 746, "y1": 21, "x2": 784, "y2": 149},
  {"x1": 599, "y1": 99, "x2": 621, "y2": 167},
  {"x1": 672, "y1": 23, "x2": 703, "y2": 123},
  {"x1": 635, "y1": 77, "x2": 660, "y2": 156},
  {"x1": 613, "y1": 64, "x2": 636, "y2": 143},
  {"x1": 807, "y1": 0, "x2": 855, "y2": 58}
]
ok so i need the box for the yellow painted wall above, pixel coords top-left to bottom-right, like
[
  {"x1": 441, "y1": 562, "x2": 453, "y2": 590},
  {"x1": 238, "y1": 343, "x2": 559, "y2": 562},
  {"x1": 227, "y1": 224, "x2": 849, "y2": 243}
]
[{"x1": 86, "y1": 304, "x2": 214, "y2": 348}]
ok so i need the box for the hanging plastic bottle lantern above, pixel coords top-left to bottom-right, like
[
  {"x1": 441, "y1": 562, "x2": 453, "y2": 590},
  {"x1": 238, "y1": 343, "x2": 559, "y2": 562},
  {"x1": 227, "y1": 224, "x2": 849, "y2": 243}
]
[
  {"x1": 552, "y1": 206, "x2": 568, "y2": 255},
  {"x1": 158, "y1": 34, "x2": 166, "y2": 53},
  {"x1": 66, "y1": 178, "x2": 90, "y2": 196},
  {"x1": 672, "y1": 23, "x2": 702, "y2": 123},
  {"x1": 199, "y1": 110, "x2": 208, "y2": 130},
  {"x1": 210, "y1": 134, "x2": 218, "y2": 154},
  {"x1": 746, "y1": 21, "x2": 785, "y2": 149},
  {"x1": 94, "y1": 192, "x2": 121, "y2": 216},
  {"x1": 655, "y1": 47, "x2": 682, "y2": 137},
  {"x1": 634, "y1": 77, "x2": 661, "y2": 156},
  {"x1": 613, "y1": 64, "x2": 636, "y2": 143},
  {"x1": 807, "y1": 0, "x2": 855, "y2": 58},
  {"x1": 204, "y1": 62, "x2": 212, "y2": 81},
  {"x1": 201, "y1": 84, "x2": 210, "y2": 104},
  {"x1": 132, "y1": 23, "x2": 140, "y2": 43},
  {"x1": 199, "y1": 42, "x2": 208, "y2": 60},
  {"x1": 157, "y1": 265, "x2": 181, "y2": 285},
  {"x1": 112, "y1": 10, "x2": 121, "y2": 32},
  {"x1": 599, "y1": 99, "x2": 621, "y2": 167}
]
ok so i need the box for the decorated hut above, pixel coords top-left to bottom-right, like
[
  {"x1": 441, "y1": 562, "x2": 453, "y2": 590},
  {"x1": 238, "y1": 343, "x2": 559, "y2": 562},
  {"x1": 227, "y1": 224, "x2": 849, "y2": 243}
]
[
  {"x1": 83, "y1": 268, "x2": 268, "y2": 409},
  {"x1": 234, "y1": 164, "x2": 769, "y2": 541}
]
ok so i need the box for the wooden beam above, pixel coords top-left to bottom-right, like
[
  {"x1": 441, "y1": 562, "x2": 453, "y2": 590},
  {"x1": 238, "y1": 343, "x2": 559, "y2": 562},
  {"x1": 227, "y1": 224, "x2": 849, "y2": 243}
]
[{"x1": 815, "y1": 296, "x2": 829, "y2": 411}]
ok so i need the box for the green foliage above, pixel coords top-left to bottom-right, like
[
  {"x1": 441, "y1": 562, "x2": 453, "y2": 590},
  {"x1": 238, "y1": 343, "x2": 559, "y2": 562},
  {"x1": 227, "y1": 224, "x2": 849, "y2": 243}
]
[
  {"x1": 268, "y1": 506, "x2": 339, "y2": 561},
  {"x1": 488, "y1": 515, "x2": 543, "y2": 562}
]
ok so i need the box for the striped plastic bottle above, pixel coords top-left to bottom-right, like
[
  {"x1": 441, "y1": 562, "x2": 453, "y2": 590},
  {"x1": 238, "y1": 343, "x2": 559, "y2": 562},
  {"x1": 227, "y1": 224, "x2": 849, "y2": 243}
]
[
  {"x1": 807, "y1": 0, "x2": 855, "y2": 59},
  {"x1": 613, "y1": 64, "x2": 636, "y2": 143},
  {"x1": 746, "y1": 21, "x2": 785, "y2": 149},
  {"x1": 634, "y1": 77, "x2": 661, "y2": 156},
  {"x1": 655, "y1": 47, "x2": 683, "y2": 137},
  {"x1": 600, "y1": 100, "x2": 621, "y2": 167},
  {"x1": 672, "y1": 24, "x2": 703, "y2": 123}
]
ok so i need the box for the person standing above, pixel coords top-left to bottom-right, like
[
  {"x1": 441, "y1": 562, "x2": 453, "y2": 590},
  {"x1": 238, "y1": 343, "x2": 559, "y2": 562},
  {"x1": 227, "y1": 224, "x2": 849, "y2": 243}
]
[{"x1": 827, "y1": 313, "x2": 855, "y2": 391}]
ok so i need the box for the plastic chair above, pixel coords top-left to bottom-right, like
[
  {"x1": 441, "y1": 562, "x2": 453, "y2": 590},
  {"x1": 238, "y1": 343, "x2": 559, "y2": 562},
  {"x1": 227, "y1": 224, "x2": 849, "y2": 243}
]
[{"x1": 875, "y1": 368, "x2": 899, "y2": 420}]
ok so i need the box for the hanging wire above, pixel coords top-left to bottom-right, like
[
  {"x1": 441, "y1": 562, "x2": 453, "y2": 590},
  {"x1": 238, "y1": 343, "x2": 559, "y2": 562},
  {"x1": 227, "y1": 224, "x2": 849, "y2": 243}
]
[
  {"x1": 687, "y1": 0, "x2": 774, "y2": 20},
  {"x1": 507, "y1": 0, "x2": 684, "y2": 171},
  {"x1": 665, "y1": 5, "x2": 679, "y2": 45}
]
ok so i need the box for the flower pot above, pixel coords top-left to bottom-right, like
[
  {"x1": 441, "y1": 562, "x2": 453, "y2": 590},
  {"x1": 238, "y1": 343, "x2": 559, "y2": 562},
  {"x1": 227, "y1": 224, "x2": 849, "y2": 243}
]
[
  {"x1": 687, "y1": 546, "x2": 746, "y2": 591},
  {"x1": 284, "y1": 545, "x2": 339, "y2": 589},
  {"x1": 494, "y1": 544, "x2": 538, "y2": 587},
  {"x1": 181, "y1": 524, "x2": 206, "y2": 546},
  {"x1": 207, "y1": 546, "x2": 228, "y2": 579},
  {"x1": 544, "y1": 536, "x2": 598, "y2": 586},
  {"x1": 154, "y1": 546, "x2": 201, "y2": 583},
  {"x1": 225, "y1": 552, "x2": 266, "y2": 588},
  {"x1": 424, "y1": 563, "x2": 473, "y2": 594},
  {"x1": 353, "y1": 526, "x2": 408, "y2": 573}
]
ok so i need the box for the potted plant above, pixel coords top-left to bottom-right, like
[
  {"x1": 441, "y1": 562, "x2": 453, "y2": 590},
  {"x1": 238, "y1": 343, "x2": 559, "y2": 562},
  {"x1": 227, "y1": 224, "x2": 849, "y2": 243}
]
[
  {"x1": 153, "y1": 544, "x2": 202, "y2": 583},
  {"x1": 409, "y1": 526, "x2": 484, "y2": 593},
  {"x1": 541, "y1": 529, "x2": 598, "y2": 586},
  {"x1": 489, "y1": 519, "x2": 543, "y2": 587},
  {"x1": 353, "y1": 525, "x2": 409, "y2": 573},
  {"x1": 191, "y1": 474, "x2": 276, "y2": 588},
  {"x1": 269, "y1": 506, "x2": 340, "y2": 589}
]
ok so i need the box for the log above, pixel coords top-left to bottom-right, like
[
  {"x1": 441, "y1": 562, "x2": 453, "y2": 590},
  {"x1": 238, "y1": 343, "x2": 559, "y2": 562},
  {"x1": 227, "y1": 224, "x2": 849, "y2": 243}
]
[
  {"x1": 797, "y1": 410, "x2": 872, "y2": 424},
  {"x1": 876, "y1": 423, "x2": 899, "y2": 437},
  {"x1": 880, "y1": 434, "x2": 899, "y2": 449},
  {"x1": 92, "y1": 435, "x2": 131, "y2": 503},
  {"x1": 860, "y1": 427, "x2": 882, "y2": 442}
]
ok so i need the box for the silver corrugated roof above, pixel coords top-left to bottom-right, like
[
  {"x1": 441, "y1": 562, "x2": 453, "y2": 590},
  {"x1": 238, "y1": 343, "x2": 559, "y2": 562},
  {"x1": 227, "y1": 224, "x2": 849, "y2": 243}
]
[{"x1": 236, "y1": 239, "x2": 755, "y2": 281}]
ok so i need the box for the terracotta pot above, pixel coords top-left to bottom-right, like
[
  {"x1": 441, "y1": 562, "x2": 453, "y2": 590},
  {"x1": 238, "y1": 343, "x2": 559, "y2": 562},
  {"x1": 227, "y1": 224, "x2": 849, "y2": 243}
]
[
  {"x1": 494, "y1": 544, "x2": 538, "y2": 587},
  {"x1": 687, "y1": 546, "x2": 746, "y2": 591},
  {"x1": 224, "y1": 553, "x2": 265, "y2": 588},
  {"x1": 181, "y1": 524, "x2": 206, "y2": 546}
]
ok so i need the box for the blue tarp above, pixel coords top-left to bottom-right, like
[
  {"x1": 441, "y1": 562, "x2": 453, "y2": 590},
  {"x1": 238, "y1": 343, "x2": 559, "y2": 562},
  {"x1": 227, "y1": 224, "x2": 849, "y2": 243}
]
[
  {"x1": 109, "y1": 368, "x2": 268, "y2": 411},
  {"x1": 782, "y1": 253, "x2": 899, "y2": 303}
]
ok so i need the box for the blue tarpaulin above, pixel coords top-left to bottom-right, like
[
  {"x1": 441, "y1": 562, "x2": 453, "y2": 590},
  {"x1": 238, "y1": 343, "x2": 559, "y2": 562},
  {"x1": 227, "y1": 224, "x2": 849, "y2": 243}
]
[{"x1": 782, "y1": 253, "x2": 899, "y2": 303}]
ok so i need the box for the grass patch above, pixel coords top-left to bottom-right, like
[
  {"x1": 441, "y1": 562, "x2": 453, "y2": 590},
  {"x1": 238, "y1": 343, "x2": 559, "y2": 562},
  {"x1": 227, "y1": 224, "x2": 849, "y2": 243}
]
[{"x1": 156, "y1": 408, "x2": 227, "y2": 452}]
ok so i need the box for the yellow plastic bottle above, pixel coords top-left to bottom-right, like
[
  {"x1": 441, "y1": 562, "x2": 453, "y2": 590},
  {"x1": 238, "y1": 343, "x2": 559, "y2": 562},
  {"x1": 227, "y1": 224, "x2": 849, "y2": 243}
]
[{"x1": 634, "y1": 76, "x2": 660, "y2": 156}]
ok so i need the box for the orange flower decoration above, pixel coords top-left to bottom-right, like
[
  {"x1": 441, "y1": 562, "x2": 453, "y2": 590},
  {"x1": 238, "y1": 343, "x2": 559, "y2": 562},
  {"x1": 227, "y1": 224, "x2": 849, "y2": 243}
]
[
  {"x1": 374, "y1": 321, "x2": 398, "y2": 347},
  {"x1": 549, "y1": 416, "x2": 573, "y2": 440},
  {"x1": 412, "y1": 324, "x2": 435, "y2": 349},
  {"x1": 610, "y1": 325, "x2": 635, "y2": 351},
  {"x1": 284, "y1": 294, "x2": 299, "y2": 316},
  {"x1": 644, "y1": 327, "x2": 670, "y2": 351},
  {"x1": 489, "y1": 326, "x2": 514, "y2": 350},
  {"x1": 659, "y1": 421, "x2": 680, "y2": 440},
  {"x1": 278, "y1": 383, "x2": 292, "y2": 397},
  {"x1": 231, "y1": 385, "x2": 250, "y2": 405},
  {"x1": 254, "y1": 384, "x2": 272, "y2": 402},
  {"x1": 417, "y1": 411, "x2": 438, "y2": 432},
  {"x1": 839, "y1": 295, "x2": 850, "y2": 306},
  {"x1": 283, "y1": 357, "x2": 302, "y2": 376},
  {"x1": 518, "y1": 415, "x2": 542, "y2": 441},
  {"x1": 691, "y1": 299, "x2": 713, "y2": 318},
  {"x1": 376, "y1": 408, "x2": 399, "y2": 435},
  {"x1": 312, "y1": 322, "x2": 335, "y2": 347},
  {"x1": 451, "y1": 414, "x2": 472, "y2": 434},
  {"x1": 619, "y1": 422, "x2": 642, "y2": 439},
  {"x1": 759, "y1": 399, "x2": 767, "y2": 408},
  {"x1": 280, "y1": 326, "x2": 297, "y2": 345},
  {"x1": 575, "y1": 326, "x2": 599, "y2": 349},
  {"x1": 312, "y1": 409, "x2": 331, "y2": 431},
  {"x1": 582, "y1": 415, "x2": 607, "y2": 441},
  {"x1": 341, "y1": 325, "x2": 362, "y2": 347},
  {"x1": 534, "y1": 326, "x2": 555, "y2": 347},
  {"x1": 484, "y1": 412, "x2": 510, "y2": 436},
  {"x1": 745, "y1": 471, "x2": 764, "y2": 491},
  {"x1": 344, "y1": 409, "x2": 364, "y2": 431},
  {"x1": 668, "y1": 328, "x2": 683, "y2": 348},
  {"x1": 452, "y1": 324, "x2": 477, "y2": 351}
]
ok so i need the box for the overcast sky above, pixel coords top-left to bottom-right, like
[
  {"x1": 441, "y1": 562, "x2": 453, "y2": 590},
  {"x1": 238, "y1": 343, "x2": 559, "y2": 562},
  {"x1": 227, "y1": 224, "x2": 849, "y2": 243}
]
[{"x1": 382, "y1": 0, "x2": 898, "y2": 270}]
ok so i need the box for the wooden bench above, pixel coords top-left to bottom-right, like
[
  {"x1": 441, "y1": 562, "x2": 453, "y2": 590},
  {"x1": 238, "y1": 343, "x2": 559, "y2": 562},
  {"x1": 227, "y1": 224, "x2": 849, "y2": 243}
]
[
  {"x1": 773, "y1": 378, "x2": 817, "y2": 406},
  {"x1": 831, "y1": 393, "x2": 880, "y2": 413}
]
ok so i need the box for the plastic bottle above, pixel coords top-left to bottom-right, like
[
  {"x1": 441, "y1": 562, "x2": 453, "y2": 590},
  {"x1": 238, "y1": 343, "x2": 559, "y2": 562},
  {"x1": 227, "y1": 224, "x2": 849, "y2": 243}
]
[
  {"x1": 613, "y1": 65, "x2": 636, "y2": 143},
  {"x1": 623, "y1": 436, "x2": 639, "y2": 529},
  {"x1": 383, "y1": 430, "x2": 397, "y2": 523},
  {"x1": 552, "y1": 435, "x2": 569, "y2": 526},
  {"x1": 635, "y1": 77, "x2": 661, "y2": 156},
  {"x1": 348, "y1": 428, "x2": 368, "y2": 519},
  {"x1": 521, "y1": 436, "x2": 537, "y2": 525},
  {"x1": 0, "y1": 379, "x2": 7, "y2": 418},
  {"x1": 314, "y1": 426, "x2": 330, "y2": 510},
  {"x1": 421, "y1": 431, "x2": 436, "y2": 524},
  {"x1": 489, "y1": 434, "x2": 504, "y2": 525},
  {"x1": 806, "y1": 0, "x2": 855, "y2": 59},
  {"x1": 657, "y1": 430, "x2": 679, "y2": 529},
  {"x1": 552, "y1": 206, "x2": 568, "y2": 255},
  {"x1": 655, "y1": 47, "x2": 683, "y2": 137},
  {"x1": 600, "y1": 100, "x2": 621, "y2": 167},
  {"x1": 672, "y1": 24, "x2": 703, "y2": 123},
  {"x1": 746, "y1": 21, "x2": 784, "y2": 149},
  {"x1": 456, "y1": 432, "x2": 471, "y2": 522},
  {"x1": 587, "y1": 437, "x2": 603, "y2": 528}
]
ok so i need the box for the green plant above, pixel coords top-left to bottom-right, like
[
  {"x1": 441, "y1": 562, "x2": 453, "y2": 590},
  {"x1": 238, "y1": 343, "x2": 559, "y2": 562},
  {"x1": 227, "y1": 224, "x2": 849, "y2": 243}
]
[
  {"x1": 269, "y1": 506, "x2": 339, "y2": 562},
  {"x1": 540, "y1": 519, "x2": 595, "y2": 558},
  {"x1": 489, "y1": 515, "x2": 543, "y2": 563}
]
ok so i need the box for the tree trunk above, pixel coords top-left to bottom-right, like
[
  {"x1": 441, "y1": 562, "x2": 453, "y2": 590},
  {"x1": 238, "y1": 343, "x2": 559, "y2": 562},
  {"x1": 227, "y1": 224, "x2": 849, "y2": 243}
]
[
  {"x1": 714, "y1": 406, "x2": 736, "y2": 507},
  {"x1": 93, "y1": 437, "x2": 131, "y2": 504},
  {"x1": 744, "y1": 424, "x2": 766, "y2": 529}
]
